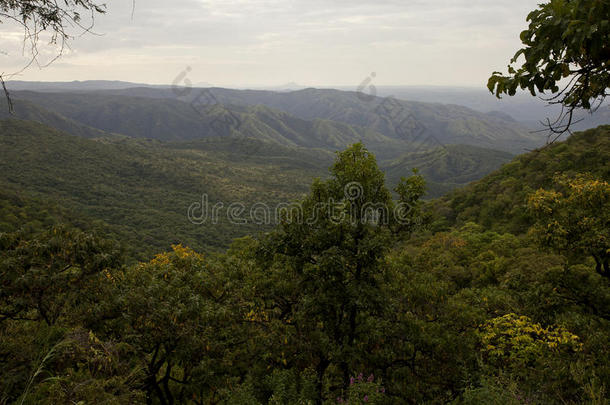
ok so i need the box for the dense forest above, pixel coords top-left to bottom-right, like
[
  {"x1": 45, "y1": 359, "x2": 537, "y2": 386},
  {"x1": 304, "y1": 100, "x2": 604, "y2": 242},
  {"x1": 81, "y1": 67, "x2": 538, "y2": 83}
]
[
  {"x1": 1, "y1": 125, "x2": 608, "y2": 404},
  {"x1": 1, "y1": 0, "x2": 608, "y2": 403}
]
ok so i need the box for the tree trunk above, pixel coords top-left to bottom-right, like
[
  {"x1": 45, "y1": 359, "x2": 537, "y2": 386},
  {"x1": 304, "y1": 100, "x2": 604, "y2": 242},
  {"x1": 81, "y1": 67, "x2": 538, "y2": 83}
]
[{"x1": 315, "y1": 358, "x2": 330, "y2": 405}]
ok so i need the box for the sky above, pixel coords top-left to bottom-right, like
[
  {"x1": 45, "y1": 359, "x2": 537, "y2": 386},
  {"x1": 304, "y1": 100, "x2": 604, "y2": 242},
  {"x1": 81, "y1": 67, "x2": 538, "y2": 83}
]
[{"x1": 0, "y1": 0, "x2": 542, "y2": 88}]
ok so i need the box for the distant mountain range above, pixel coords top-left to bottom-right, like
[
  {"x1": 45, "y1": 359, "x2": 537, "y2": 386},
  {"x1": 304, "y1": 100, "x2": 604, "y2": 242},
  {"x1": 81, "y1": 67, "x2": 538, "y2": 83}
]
[
  {"x1": 0, "y1": 80, "x2": 576, "y2": 220},
  {"x1": 7, "y1": 86, "x2": 542, "y2": 155},
  {"x1": 370, "y1": 86, "x2": 609, "y2": 132},
  {"x1": 5, "y1": 80, "x2": 173, "y2": 91},
  {"x1": 7, "y1": 80, "x2": 608, "y2": 132},
  {"x1": 1, "y1": 80, "x2": 606, "y2": 257}
]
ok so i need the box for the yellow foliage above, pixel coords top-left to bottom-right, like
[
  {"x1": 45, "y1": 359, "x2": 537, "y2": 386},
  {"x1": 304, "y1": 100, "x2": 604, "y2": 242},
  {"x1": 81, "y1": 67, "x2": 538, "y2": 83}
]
[
  {"x1": 150, "y1": 244, "x2": 203, "y2": 266},
  {"x1": 479, "y1": 313, "x2": 582, "y2": 365},
  {"x1": 245, "y1": 307, "x2": 270, "y2": 322}
]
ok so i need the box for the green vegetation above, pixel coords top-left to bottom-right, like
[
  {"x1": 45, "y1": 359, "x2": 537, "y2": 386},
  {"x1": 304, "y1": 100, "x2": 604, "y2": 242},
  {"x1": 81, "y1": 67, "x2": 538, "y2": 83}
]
[
  {"x1": 7, "y1": 92, "x2": 406, "y2": 158},
  {"x1": 0, "y1": 98, "x2": 110, "y2": 139},
  {"x1": 384, "y1": 144, "x2": 514, "y2": 198},
  {"x1": 488, "y1": 0, "x2": 609, "y2": 134},
  {"x1": 0, "y1": 116, "x2": 529, "y2": 263},
  {"x1": 12, "y1": 88, "x2": 540, "y2": 155},
  {"x1": 1, "y1": 124, "x2": 608, "y2": 403},
  {"x1": 0, "y1": 119, "x2": 327, "y2": 260},
  {"x1": 166, "y1": 87, "x2": 541, "y2": 153},
  {"x1": 436, "y1": 125, "x2": 610, "y2": 233},
  {"x1": 1, "y1": 0, "x2": 607, "y2": 401}
]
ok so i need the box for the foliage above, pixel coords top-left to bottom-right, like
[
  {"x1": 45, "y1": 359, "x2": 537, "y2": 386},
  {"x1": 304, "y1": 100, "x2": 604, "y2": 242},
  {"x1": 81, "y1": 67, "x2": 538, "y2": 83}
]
[
  {"x1": 253, "y1": 143, "x2": 411, "y2": 402},
  {"x1": 338, "y1": 373, "x2": 387, "y2": 405},
  {"x1": 394, "y1": 168, "x2": 426, "y2": 230},
  {"x1": 0, "y1": 0, "x2": 105, "y2": 35},
  {"x1": 479, "y1": 313, "x2": 582, "y2": 366},
  {"x1": 1, "y1": 129, "x2": 609, "y2": 404},
  {"x1": 22, "y1": 328, "x2": 144, "y2": 405},
  {"x1": 528, "y1": 174, "x2": 610, "y2": 278},
  {"x1": 476, "y1": 313, "x2": 587, "y2": 403},
  {"x1": 116, "y1": 244, "x2": 241, "y2": 404},
  {"x1": 488, "y1": 0, "x2": 610, "y2": 134},
  {"x1": 0, "y1": 226, "x2": 121, "y2": 325},
  {"x1": 435, "y1": 125, "x2": 610, "y2": 234}
]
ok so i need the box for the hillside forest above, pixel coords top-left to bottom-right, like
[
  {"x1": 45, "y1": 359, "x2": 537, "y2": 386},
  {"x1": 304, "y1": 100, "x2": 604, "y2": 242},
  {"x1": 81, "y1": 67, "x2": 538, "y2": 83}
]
[{"x1": 1, "y1": 0, "x2": 609, "y2": 403}]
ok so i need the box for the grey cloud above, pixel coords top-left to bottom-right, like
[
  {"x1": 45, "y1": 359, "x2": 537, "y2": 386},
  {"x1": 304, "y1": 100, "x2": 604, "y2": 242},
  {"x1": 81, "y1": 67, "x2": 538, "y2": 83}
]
[{"x1": 1, "y1": 0, "x2": 542, "y2": 86}]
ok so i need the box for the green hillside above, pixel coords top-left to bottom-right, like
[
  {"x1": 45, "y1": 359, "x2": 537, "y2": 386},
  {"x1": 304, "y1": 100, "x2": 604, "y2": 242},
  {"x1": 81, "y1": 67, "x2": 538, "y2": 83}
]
[
  {"x1": 0, "y1": 115, "x2": 535, "y2": 262},
  {"x1": 0, "y1": 97, "x2": 110, "y2": 139},
  {"x1": 14, "y1": 88, "x2": 542, "y2": 155},
  {"x1": 107, "y1": 86, "x2": 543, "y2": 153},
  {"x1": 10, "y1": 92, "x2": 405, "y2": 158},
  {"x1": 383, "y1": 144, "x2": 514, "y2": 198},
  {"x1": 165, "y1": 136, "x2": 335, "y2": 169},
  {"x1": 0, "y1": 119, "x2": 327, "y2": 260},
  {"x1": 434, "y1": 125, "x2": 610, "y2": 233}
]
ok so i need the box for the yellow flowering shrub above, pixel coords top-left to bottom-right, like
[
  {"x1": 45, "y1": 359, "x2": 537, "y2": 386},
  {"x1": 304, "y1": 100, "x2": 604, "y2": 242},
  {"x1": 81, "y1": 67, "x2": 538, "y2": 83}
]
[{"x1": 479, "y1": 313, "x2": 582, "y2": 366}]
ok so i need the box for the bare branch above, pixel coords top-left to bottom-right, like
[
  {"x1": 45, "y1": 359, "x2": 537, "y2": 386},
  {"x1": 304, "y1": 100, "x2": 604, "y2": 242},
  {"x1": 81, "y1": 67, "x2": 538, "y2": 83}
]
[{"x1": 0, "y1": 74, "x2": 14, "y2": 113}]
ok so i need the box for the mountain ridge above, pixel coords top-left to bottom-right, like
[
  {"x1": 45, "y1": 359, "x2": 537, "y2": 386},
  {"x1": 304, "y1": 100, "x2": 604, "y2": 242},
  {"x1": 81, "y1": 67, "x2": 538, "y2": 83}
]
[{"x1": 10, "y1": 87, "x2": 542, "y2": 154}]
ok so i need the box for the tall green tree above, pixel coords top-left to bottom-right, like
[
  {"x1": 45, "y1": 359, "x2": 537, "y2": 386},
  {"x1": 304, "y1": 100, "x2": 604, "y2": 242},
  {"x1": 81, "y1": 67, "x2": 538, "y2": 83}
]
[
  {"x1": 256, "y1": 143, "x2": 424, "y2": 403},
  {"x1": 116, "y1": 244, "x2": 242, "y2": 405}
]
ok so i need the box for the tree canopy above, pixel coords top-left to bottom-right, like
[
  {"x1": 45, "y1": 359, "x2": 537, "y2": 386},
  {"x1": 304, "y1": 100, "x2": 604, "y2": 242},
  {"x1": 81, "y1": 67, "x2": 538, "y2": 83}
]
[{"x1": 1, "y1": 135, "x2": 609, "y2": 403}]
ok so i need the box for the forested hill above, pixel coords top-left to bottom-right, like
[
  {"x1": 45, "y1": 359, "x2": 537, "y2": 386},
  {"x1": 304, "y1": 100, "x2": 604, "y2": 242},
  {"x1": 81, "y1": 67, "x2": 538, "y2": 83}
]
[
  {"x1": 384, "y1": 144, "x2": 514, "y2": 198},
  {"x1": 6, "y1": 92, "x2": 405, "y2": 158},
  {"x1": 0, "y1": 115, "x2": 518, "y2": 261},
  {"x1": 1, "y1": 118, "x2": 605, "y2": 261},
  {"x1": 194, "y1": 87, "x2": 539, "y2": 152},
  {"x1": 0, "y1": 97, "x2": 110, "y2": 139},
  {"x1": 434, "y1": 125, "x2": 610, "y2": 233},
  {"x1": 12, "y1": 88, "x2": 541, "y2": 154},
  {"x1": 1, "y1": 89, "x2": 527, "y2": 198},
  {"x1": 1, "y1": 123, "x2": 607, "y2": 404},
  {"x1": 0, "y1": 119, "x2": 328, "y2": 259}
]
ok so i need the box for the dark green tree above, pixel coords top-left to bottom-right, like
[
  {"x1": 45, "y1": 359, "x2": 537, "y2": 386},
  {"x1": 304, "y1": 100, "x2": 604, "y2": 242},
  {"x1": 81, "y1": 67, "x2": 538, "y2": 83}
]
[
  {"x1": 0, "y1": 226, "x2": 121, "y2": 325},
  {"x1": 528, "y1": 174, "x2": 610, "y2": 278},
  {"x1": 116, "y1": 244, "x2": 242, "y2": 405},
  {"x1": 256, "y1": 143, "x2": 424, "y2": 403}
]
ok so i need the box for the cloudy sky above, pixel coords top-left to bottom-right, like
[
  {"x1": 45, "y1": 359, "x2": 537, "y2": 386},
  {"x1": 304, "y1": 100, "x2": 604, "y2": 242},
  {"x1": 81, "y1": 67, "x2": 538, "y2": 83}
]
[{"x1": 0, "y1": 0, "x2": 540, "y2": 88}]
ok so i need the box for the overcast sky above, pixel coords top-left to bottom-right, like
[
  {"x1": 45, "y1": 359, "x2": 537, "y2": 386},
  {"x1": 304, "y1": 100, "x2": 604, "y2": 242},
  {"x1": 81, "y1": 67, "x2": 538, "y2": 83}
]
[{"x1": 0, "y1": 0, "x2": 540, "y2": 88}]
